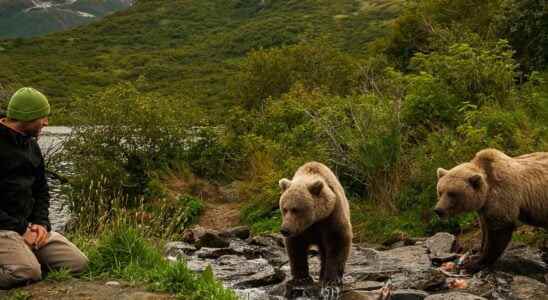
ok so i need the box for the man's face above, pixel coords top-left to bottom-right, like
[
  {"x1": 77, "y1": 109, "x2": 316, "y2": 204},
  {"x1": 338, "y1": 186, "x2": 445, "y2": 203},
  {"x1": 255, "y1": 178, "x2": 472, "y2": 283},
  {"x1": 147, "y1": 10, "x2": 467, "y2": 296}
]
[{"x1": 20, "y1": 117, "x2": 48, "y2": 137}]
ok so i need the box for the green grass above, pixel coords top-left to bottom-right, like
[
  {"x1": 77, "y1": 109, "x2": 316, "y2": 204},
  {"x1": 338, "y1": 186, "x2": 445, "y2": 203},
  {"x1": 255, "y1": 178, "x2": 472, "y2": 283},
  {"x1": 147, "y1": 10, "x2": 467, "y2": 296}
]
[
  {"x1": 76, "y1": 223, "x2": 238, "y2": 299},
  {"x1": 45, "y1": 268, "x2": 73, "y2": 282},
  {"x1": 3, "y1": 290, "x2": 31, "y2": 300}
]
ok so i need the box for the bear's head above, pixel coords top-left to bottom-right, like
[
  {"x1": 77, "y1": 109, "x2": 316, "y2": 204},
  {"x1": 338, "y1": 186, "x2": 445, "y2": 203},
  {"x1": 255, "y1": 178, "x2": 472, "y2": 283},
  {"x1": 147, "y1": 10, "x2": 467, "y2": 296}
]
[
  {"x1": 435, "y1": 162, "x2": 488, "y2": 219},
  {"x1": 278, "y1": 177, "x2": 336, "y2": 237}
]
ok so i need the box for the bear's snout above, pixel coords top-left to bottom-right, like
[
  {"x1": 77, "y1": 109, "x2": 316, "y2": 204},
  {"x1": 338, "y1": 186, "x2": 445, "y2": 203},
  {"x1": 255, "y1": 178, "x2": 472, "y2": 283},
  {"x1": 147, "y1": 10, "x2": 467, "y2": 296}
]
[{"x1": 280, "y1": 227, "x2": 291, "y2": 237}]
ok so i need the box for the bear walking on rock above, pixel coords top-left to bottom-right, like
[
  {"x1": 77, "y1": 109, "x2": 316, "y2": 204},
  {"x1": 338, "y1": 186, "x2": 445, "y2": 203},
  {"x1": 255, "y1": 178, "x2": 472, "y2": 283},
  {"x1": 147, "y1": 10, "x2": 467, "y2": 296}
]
[
  {"x1": 279, "y1": 162, "x2": 352, "y2": 289},
  {"x1": 435, "y1": 148, "x2": 548, "y2": 273}
]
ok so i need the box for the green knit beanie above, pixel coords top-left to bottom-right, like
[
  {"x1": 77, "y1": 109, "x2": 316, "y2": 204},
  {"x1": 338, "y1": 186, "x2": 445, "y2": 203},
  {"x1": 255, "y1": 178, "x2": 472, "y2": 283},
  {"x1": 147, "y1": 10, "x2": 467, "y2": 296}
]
[{"x1": 7, "y1": 87, "x2": 50, "y2": 121}]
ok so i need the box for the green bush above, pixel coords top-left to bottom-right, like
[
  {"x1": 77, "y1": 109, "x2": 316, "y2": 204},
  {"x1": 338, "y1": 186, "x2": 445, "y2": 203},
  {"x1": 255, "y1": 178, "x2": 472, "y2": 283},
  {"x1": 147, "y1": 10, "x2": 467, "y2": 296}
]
[
  {"x1": 234, "y1": 40, "x2": 360, "y2": 109},
  {"x1": 65, "y1": 81, "x2": 200, "y2": 198}
]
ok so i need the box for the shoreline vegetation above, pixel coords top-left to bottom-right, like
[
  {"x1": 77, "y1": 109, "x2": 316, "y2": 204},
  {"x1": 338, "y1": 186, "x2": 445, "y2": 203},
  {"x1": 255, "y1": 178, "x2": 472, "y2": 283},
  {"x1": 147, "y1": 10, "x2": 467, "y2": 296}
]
[{"x1": 1, "y1": 0, "x2": 548, "y2": 298}]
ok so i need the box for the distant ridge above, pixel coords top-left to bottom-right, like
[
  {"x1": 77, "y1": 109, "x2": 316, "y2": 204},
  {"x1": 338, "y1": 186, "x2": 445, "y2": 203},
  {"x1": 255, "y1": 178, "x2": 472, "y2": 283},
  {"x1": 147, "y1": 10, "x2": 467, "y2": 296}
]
[{"x1": 0, "y1": 0, "x2": 134, "y2": 38}]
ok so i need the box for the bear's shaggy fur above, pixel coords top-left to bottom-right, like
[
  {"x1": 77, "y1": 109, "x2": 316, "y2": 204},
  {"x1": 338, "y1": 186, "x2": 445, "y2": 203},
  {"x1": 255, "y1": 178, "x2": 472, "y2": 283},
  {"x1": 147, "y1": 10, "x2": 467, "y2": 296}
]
[
  {"x1": 279, "y1": 162, "x2": 352, "y2": 286},
  {"x1": 435, "y1": 148, "x2": 548, "y2": 272}
]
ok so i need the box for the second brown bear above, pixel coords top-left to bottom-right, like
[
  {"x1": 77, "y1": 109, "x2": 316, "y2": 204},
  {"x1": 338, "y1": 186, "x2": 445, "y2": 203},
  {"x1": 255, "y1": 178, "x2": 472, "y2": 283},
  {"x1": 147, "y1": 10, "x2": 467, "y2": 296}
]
[
  {"x1": 279, "y1": 161, "x2": 352, "y2": 287},
  {"x1": 435, "y1": 148, "x2": 548, "y2": 273}
]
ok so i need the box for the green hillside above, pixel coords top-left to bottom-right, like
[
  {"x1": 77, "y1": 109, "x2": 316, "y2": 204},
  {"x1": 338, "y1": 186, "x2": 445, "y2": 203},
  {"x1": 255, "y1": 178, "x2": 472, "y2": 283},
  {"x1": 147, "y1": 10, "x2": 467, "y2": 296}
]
[
  {"x1": 0, "y1": 0, "x2": 133, "y2": 38},
  {"x1": 0, "y1": 0, "x2": 401, "y2": 122}
]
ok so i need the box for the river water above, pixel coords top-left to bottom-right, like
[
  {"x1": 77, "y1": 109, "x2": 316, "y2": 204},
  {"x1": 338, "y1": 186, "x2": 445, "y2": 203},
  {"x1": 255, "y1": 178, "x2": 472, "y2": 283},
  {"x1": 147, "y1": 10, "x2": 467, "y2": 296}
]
[{"x1": 38, "y1": 126, "x2": 73, "y2": 232}]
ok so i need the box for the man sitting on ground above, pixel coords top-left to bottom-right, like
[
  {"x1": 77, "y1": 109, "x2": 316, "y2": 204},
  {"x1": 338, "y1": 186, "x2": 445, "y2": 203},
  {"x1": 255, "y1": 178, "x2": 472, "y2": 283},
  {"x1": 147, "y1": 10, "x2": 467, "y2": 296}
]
[{"x1": 0, "y1": 87, "x2": 88, "y2": 289}]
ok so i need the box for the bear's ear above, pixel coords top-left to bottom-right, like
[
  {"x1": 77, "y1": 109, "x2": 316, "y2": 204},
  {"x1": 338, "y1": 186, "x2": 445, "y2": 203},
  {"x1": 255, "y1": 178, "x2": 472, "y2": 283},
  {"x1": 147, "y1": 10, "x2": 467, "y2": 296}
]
[
  {"x1": 468, "y1": 174, "x2": 482, "y2": 190},
  {"x1": 308, "y1": 180, "x2": 324, "y2": 196},
  {"x1": 437, "y1": 168, "x2": 449, "y2": 179},
  {"x1": 279, "y1": 178, "x2": 292, "y2": 191}
]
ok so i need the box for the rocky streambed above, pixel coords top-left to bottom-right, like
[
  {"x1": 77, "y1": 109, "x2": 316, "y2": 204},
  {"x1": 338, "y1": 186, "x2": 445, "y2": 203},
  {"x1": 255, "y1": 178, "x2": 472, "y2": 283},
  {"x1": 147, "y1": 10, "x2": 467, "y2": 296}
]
[{"x1": 166, "y1": 227, "x2": 548, "y2": 300}]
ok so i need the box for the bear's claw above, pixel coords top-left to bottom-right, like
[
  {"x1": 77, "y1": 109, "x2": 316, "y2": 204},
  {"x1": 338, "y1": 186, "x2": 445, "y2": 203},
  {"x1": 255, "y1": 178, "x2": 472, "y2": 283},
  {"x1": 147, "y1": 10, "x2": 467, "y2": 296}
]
[{"x1": 320, "y1": 285, "x2": 341, "y2": 300}]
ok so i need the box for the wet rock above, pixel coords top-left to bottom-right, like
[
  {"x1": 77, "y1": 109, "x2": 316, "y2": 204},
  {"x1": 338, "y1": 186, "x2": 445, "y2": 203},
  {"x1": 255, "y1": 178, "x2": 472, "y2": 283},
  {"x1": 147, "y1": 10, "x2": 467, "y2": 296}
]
[
  {"x1": 425, "y1": 233, "x2": 456, "y2": 263},
  {"x1": 163, "y1": 232, "x2": 548, "y2": 299},
  {"x1": 341, "y1": 290, "x2": 382, "y2": 300},
  {"x1": 429, "y1": 253, "x2": 459, "y2": 265},
  {"x1": 346, "y1": 245, "x2": 437, "y2": 289},
  {"x1": 164, "y1": 241, "x2": 196, "y2": 260},
  {"x1": 510, "y1": 275, "x2": 548, "y2": 299},
  {"x1": 182, "y1": 226, "x2": 209, "y2": 243},
  {"x1": 249, "y1": 234, "x2": 288, "y2": 266},
  {"x1": 195, "y1": 232, "x2": 230, "y2": 248},
  {"x1": 425, "y1": 292, "x2": 487, "y2": 300},
  {"x1": 185, "y1": 254, "x2": 285, "y2": 289},
  {"x1": 235, "y1": 288, "x2": 284, "y2": 300},
  {"x1": 283, "y1": 281, "x2": 320, "y2": 299},
  {"x1": 194, "y1": 247, "x2": 241, "y2": 259},
  {"x1": 350, "y1": 281, "x2": 385, "y2": 291},
  {"x1": 458, "y1": 271, "x2": 513, "y2": 299},
  {"x1": 219, "y1": 226, "x2": 251, "y2": 240},
  {"x1": 250, "y1": 234, "x2": 285, "y2": 248},
  {"x1": 391, "y1": 289, "x2": 429, "y2": 300},
  {"x1": 106, "y1": 281, "x2": 120, "y2": 286},
  {"x1": 495, "y1": 245, "x2": 547, "y2": 282}
]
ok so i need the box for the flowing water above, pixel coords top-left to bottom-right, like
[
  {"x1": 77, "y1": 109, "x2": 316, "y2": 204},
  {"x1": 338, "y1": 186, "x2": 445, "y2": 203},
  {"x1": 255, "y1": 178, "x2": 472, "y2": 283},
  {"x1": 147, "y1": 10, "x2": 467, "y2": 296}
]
[{"x1": 38, "y1": 126, "x2": 73, "y2": 232}]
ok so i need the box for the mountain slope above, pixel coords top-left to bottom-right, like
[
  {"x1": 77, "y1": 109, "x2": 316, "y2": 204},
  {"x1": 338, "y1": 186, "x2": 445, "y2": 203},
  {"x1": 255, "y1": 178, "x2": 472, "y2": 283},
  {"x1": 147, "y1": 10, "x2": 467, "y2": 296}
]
[
  {"x1": 0, "y1": 0, "x2": 134, "y2": 38},
  {"x1": 0, "y1": 0, "x2": 401, "y2": 122}
]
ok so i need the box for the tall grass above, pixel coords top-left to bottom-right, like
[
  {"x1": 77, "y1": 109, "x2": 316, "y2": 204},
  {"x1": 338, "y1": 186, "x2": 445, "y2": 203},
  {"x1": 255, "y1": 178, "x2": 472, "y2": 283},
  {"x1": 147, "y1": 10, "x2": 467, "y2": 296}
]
[{"x1": 67, "y1": 175, "x2": 203, "y2": 238}]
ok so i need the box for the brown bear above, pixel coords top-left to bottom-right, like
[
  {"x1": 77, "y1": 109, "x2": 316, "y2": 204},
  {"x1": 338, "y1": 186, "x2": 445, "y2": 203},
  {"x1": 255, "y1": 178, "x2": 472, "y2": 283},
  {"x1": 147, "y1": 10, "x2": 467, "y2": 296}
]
[
  {"x1": 279, "y1": 161, "x2": 352, "y2": 288},
  {"x1": 435, "y1": 148, "x2": 548, "y2": 273}
]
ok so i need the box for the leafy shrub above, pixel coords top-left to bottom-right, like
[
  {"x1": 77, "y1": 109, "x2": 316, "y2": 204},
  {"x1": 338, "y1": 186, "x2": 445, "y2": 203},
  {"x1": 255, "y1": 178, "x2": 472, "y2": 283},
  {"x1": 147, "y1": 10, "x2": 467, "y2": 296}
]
[
  {"x1": 65, "y1": 81, "x2": 200, "y2": 198},
  {"x1": 235, "y1": 40, "x2": 360, "y2": 109}
]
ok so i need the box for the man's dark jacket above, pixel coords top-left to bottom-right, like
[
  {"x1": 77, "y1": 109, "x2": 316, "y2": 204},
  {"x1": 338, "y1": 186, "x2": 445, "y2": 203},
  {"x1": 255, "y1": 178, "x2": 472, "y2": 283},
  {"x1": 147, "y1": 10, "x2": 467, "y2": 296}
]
[{"x1": 0, "y1": 123, "x2": 50, "y2": 235}]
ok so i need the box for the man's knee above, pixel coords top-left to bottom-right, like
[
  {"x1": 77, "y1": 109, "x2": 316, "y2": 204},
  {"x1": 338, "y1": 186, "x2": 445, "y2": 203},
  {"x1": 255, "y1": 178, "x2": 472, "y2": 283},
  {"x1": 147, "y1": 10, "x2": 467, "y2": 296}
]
[
  {"x1": 68, "y1": 253, "x2": 89, "y2": 274},
  {"x1": 0, "y1": 263, "x2": 42, "y2": 289}
]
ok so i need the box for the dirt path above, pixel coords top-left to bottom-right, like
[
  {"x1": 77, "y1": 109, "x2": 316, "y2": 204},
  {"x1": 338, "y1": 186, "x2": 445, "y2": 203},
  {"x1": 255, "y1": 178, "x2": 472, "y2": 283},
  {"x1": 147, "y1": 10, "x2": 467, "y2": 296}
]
[
  {"x1": 198, "y1": 200, "x2": 242, "y2": 230},
  {"x1": 0, "y1": 279, "x2": 174, "y2": 300}
]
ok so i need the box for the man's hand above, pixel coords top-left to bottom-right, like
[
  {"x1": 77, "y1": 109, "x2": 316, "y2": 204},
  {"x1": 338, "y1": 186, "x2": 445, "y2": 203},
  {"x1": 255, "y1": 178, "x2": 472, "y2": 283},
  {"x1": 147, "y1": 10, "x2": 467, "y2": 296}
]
[
  {"x1": 22, "y1": 228, "x2": 37, "y2": 248},
  {"x1": 30, "y1": 224, "x2": 48, "y2": 248}
]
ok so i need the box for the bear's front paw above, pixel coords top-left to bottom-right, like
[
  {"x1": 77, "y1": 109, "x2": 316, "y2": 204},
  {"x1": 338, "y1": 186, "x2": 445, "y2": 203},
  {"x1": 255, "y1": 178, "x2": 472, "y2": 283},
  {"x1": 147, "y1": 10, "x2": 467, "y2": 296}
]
[
  {"x1": 459, "y1": 254, "x2": 485, "y2": 274},
  {"x1": 319, "y1": 278, "x2": 343, "y2": 300},
  {"x1": 320, "y1": 285, "x2": 341, "y2": 300},
  {"x1": 321, "y1": 278, "x2": 343, "y2": 287}
]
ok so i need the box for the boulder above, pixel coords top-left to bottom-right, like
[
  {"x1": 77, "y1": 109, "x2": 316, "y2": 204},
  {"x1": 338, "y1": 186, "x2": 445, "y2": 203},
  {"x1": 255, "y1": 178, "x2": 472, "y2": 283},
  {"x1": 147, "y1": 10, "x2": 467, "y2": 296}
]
[
  {"x1": 425, "y1": 233, "x2": 456, "y2": 263},
  {"x1": 425, "y1": 292, "x2": 487, "y2": 300},
  {"x1": 510, "y1": 275, "x2": 548, "y2": 299},
  {"x1": 219, "y1": 226, "x2": 251, "y2": 240}
]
